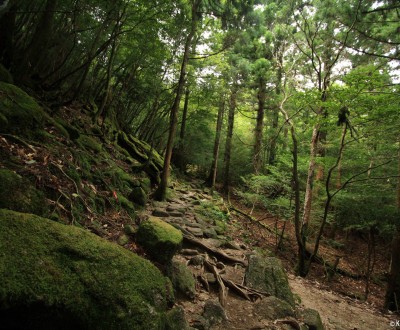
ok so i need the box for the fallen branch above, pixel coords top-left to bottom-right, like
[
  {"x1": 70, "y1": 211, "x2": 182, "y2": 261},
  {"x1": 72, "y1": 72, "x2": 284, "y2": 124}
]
[{"x1": 183, "y1": 234, "x2": 247, "y2": 267}]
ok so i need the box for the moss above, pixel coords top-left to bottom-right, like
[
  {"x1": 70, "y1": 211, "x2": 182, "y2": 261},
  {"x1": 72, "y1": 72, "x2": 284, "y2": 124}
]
[
  {"x1": 0, "y1": 209, "x2": 169, "y2": 329},
  {"x1": 0, "y1": 169, "x2": 47, "y2": 217},
  {"x1": 0, "y1": 82, "x2": 48, "y2": 136},
  {"x1": 106, "y1": 166, "x2": 137, "y2": 189},
  {"x1": 167, "y1": 261, "x2": 196, "y2": 300},
  {"x1": 119, "y1": 194, "x2": 135, "y2": 215},
  {"x1": 137, "y1": 217, "x2": 183, "y2": 264},
  {"x1": 77, "y1": 134, "x2": 103, "y2": 153}
]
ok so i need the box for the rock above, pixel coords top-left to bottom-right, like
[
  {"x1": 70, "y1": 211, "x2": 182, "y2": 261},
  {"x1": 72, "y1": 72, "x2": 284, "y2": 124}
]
[
  {"x1": 152, "y1": 209, "x2": 170, "y2": 217},
  {"x1": 203, "y1": 228, "x2": 218, "y2": 239},
  {"x1": 167, "y1": 205, "x2": 187, "y2": 213},
  {"x1": 0, "y1": 82, "x2": 49, "y2": 136},
  {"x1": 129, "y1": 186, "x2": 147, "y2": 206},
  {"x1": 301, "y1": 308, "x2": 324, "y2": 330},
  {"x1": 169, "y1": 211, "x2": 185, "y2": 217},
  {"x1": 202, "y1": 300, "x2": 227, "y2": 327},
  {"x1": 181, "y1": 249, "x2": 199, "y2": 256},
  {"x1": 186, "y1": 226, "x2": 203, "y2": 237},
  {"x1": 0, "y1": 168, "x2": 47, "y2": 216},
  {"x1": 244, "y1": 255, "x2": 295, "y2": 306},
  {"x1": 191, "y1": 315, "x2": 209, "y2": 330},
  {"x1": 166, "y1": 306, "x2": 190, "y2": 330},
  {"x1": 137, "y1": 216, "x2": 183, "y2": 264},
  {"x1": 188, "y1": 255, "x2": 205, "y2": 266},
  {"x1": 253, "y1": 296, "x2": 295, "y2": 320},
  {"x1": 223, "y1": 241, "x2": 242, "y2": 250},
  {"x1": 168, "y1": 260, "x2": 196, "y2": 299},
  {"x1": 0, "y1": 209, "x2": 169, "y2": 329}
]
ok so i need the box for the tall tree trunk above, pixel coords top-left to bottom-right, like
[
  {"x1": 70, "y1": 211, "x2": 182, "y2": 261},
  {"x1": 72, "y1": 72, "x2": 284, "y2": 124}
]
[
  {"x1": 206, "y1": 96, "x2": 225, "y2": 188},
  {"x1": 223, "y1": 85, "x2": 237, "y2": 194},
  {"x1": 279, "y1": 95, "x2": 302, "y2": 275},
  {"x1": 154, "y1": 0, "x2": 200, "y2": 201},
  {"x1": 269, "y1": 64, "x2": 282, "y2": 166},
  {"x1": 172, "y1": 86, "x2": 190, "y2": 172},
  {"x1": 254, "y1": 77, "x2": 265, "y2": 174}
]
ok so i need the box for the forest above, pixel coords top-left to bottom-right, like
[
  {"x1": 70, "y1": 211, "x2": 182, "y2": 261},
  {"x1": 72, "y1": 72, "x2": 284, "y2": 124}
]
[{"x1": 0, "y1": 0, "x2": 399, "y2": 328}]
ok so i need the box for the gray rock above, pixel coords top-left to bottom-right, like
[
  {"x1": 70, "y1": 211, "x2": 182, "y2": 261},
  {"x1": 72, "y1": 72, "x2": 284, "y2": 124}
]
[
  {"x1": 205, "y1": 273, "x2": 216, "y2": 284},
  {"x1": 166, "y1": 306, "x2": 190, "y2": 330},
  {"x1": 186, "y1": 226, "x2": 203, "y2": 237},
  {"x1": 202, "y1": 300, "x2": 227, "y2": 327},
  {"x1": 253, "y1": 296, "x2": 295, "y2": 320},
  {"x1": 203, "y1": 228, "x2": 218, "y2": 238},
  {"x1": 302, "y1": 308, "x2": 324, "y2": 330},
  {"x1": 244, "y1": 255, "x2": 295, "y2": 306},
  {"x1": 152, "y1": 209, "x2": 170, "y2": 217}
]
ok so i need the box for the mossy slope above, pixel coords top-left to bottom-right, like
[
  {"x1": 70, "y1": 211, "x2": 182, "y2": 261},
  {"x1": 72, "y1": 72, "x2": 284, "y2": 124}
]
[{"x1": 0, "y1": 209, "x2": 169, "y2": 329}]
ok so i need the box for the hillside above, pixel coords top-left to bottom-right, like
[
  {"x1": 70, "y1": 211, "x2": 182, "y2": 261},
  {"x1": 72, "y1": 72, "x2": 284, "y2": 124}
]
[{"x1": 0, "y1": 81, "x2": 395, "y2": 329}]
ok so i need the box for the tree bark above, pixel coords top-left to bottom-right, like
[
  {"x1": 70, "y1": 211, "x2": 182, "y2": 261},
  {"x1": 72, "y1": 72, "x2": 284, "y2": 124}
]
[
  {"x1": 254, "y1": 77, "x2": 265, "y2": 174},
  {"x1": 206, "y1": 96, "x2": 225, "y2": 188},
  {"x1": 223, "y1": 85, "x2": 237, "y2": 194},
  {"x1": 155, "y1": 0, "x2": 200, "y2": 201}
]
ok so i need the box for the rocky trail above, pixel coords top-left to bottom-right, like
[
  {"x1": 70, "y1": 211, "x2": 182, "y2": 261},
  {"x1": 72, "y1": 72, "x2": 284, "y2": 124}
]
[{"x1": 140, "y1": 185, "x2": 396, "y2": 330}]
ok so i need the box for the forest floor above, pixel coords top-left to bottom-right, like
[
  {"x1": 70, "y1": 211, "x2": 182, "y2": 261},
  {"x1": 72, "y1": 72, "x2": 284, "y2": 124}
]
[{"x1": 140, "y1": 181, "x2": 396, "y2": 329}]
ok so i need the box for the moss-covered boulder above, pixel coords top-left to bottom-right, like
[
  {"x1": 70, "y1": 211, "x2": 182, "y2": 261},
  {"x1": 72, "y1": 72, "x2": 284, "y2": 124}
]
[
  {"x1": 0, "y1": 82, "x2": 48, "y2": 136},
  {"x1": 244, "y1": 255, "x2": 295, "y2": 306},
  {"x1": 0, "y1": 209, "x2": 170, "y2": 329},
  {"x1": 137, "y1": 217, "x2": 183, "y2": 264},
  {"x1": 167, "y1": 260, "x2": 196, "y2": 300},
  {"x1": 253, "y1": 296, "x2": 295, "y2": 320},
  {"x1": 0, "y1": 169, "x2": 47, "y2": 216},
  {"x1": 302, "y1": 308, "x2": 324, "y2": 330},
  {"x1": 129, "y1": 186, "x2": 148, "y2": 206}
]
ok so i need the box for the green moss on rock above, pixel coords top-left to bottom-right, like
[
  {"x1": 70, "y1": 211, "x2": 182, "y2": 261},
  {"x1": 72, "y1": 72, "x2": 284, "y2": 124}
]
[
  {"x1": 167, "y1": 261, "x2": 196, "y2": 300},
  {"x1": 137, "y1": 217, "x2": 183, "y2": 264},
  {"x1": 0, "y1": 209, "x2": 169, "y2": 329},
  {"x1": 77, "y1": 134, "x2": 103, "y2": 153},
  {"x1": 244, "y1": 255, "x2": 295, "y2": 307},
  {"x1": 0, "y1": 169, "x2": 47, "y2": 216},
  {"x1": 0, "y1": 82, "x2": 48, "y2": 136}
]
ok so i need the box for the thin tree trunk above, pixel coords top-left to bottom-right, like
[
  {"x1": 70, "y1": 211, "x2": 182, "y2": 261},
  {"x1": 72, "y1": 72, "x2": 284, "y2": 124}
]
[
  {"x1": 279, "y1": 95, "x2": 302, "y2": 276},
  {"x1": 173, "y1": 86, "x2": 190, "y2": 171},
  {"x1": 223, "y1": 85, "x2": 237, "y2": 194},
  {"x1": 254, "y1": 77, "x2": 265, "y2": 174},
  {"x1": 155, "y1": 0, "x2": 200, "y2": 201},
  {"x1": 206, "y1": 97, "x2": 225, "y2": 188}
]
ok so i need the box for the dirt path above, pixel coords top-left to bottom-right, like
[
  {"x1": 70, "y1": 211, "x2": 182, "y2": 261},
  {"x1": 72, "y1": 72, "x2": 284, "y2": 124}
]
[{"x1": 288, "y1": 274, "x2": 394, "y2": 330}]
